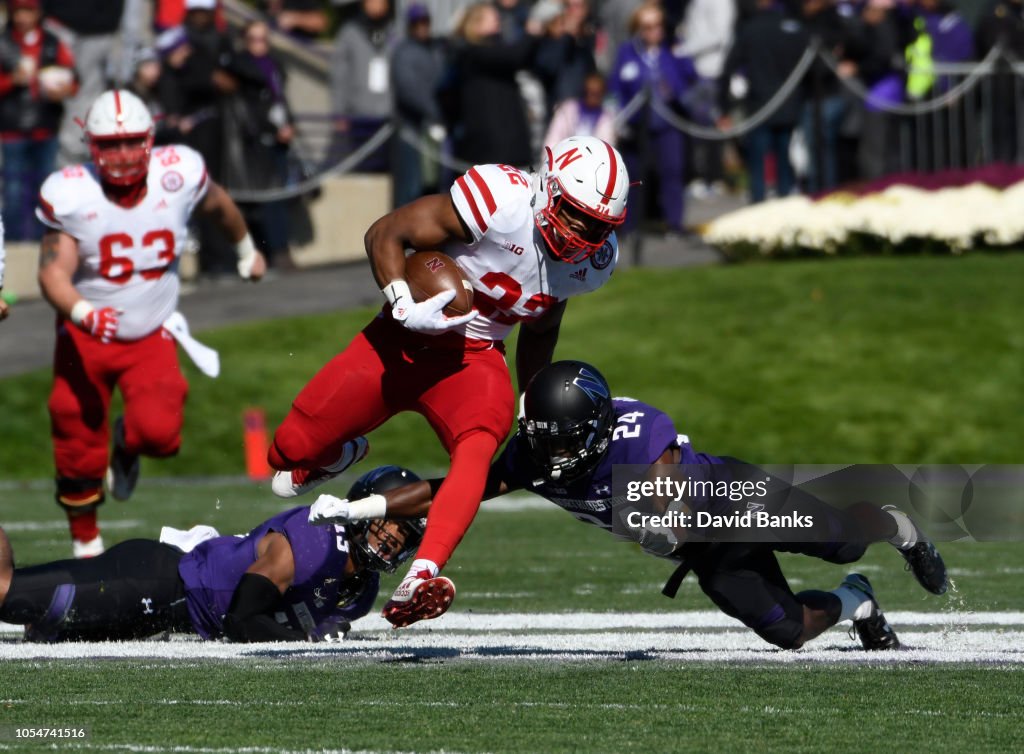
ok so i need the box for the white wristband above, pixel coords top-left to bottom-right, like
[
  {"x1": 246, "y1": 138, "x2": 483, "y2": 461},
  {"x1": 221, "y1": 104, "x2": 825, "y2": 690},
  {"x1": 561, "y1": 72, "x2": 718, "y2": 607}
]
[
  {"x1": 70, "y1": 300, "x2": 95, "y2": 326},
  {"x1": 236, "y1": 233, "x2": 257, "y2": 279},
  {"x1": 346, "y1": 494, "x2": 388, "y2": 521},
  {"x1": 382, "y1": 280, "x2": 412, "y2": 308}
]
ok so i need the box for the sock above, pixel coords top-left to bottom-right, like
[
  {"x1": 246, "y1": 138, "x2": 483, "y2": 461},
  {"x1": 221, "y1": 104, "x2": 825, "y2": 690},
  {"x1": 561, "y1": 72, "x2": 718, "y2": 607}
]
[
  {"x1": 67, "y1": 508, "x2": 100, "y2": 543},
  {"x1": 407, "y1": 558, "x2": 439, "y2": 579},
  {"x1": 831, "y1": 585, "x2": 873, "y2": 622},
  {"x1": 415, "y1": 431, "x2": 498, "y2": 568},
  {"x1": 885, "y1": 508, "x2": 919, "y2": 550}
]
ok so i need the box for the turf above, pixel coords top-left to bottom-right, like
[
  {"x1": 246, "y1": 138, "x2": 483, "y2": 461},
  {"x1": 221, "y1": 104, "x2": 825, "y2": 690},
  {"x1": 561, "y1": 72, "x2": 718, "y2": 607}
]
[
  {"x1": 2, "y1": 662, "x2": 1022, "y2": 753},
  {"x1": 2, "y1": 255, "x2": 1024, "y2": 481},
  {"x1": 2, "y1": 255, "x2": 1023, "y2": 753}
]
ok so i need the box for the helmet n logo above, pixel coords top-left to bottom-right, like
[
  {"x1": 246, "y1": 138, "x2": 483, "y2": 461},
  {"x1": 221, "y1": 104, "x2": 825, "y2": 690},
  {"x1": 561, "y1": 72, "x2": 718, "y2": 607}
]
[
  {"x1": 555, "y1": 148, "x2": 584, "y2": 171},
  {"x1": 573, "y1": 368, "x2": 609, "y2": 404}
]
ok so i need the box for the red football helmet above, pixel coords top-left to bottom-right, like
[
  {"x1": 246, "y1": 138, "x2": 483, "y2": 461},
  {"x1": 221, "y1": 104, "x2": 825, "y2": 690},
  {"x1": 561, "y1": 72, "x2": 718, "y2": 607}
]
[
  {"x1": 534, "y1": 136, "x2": 629, "y2": 263},
  {"x1": 84, "y1": 89, "x2": 155, "y2": 186}
]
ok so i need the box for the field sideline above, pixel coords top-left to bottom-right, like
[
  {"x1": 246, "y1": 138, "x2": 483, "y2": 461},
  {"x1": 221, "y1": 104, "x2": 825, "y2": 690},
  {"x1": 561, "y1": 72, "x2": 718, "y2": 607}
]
[{"x1": 1, "y1": 257, "x2": 1023, "y2": 752}]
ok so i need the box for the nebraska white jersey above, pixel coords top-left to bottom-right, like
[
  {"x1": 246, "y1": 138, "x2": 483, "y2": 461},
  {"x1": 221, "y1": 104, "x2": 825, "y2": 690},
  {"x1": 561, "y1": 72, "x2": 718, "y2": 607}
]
[
  {"x1": 36, "y1": 144, "x2": 209, "y2": 340},
  {"x1": 447, "y1": 163, "x2": 618, "y2": 342}
]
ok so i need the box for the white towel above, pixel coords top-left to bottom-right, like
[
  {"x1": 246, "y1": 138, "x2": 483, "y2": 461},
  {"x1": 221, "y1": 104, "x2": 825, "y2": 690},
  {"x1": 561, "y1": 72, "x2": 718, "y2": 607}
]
[{"x1": 163, "y1": 311, "x2": 220, "y2": 378}]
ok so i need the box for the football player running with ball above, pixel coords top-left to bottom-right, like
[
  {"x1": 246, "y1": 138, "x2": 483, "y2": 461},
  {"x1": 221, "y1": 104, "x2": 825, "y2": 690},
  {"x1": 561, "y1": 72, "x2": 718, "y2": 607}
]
[
  {"x1": 269, "y1": 136, "x2": 629, "y2": 628},
  {"x1": 312, "y1": 361, "x2": 949, "y2": 651},
  {"x1": 36, "y1": 90, "x2": 266, "y2": 558},
  {"x1": 0, "y1": 466, "x2": 424, "y2": 643}
]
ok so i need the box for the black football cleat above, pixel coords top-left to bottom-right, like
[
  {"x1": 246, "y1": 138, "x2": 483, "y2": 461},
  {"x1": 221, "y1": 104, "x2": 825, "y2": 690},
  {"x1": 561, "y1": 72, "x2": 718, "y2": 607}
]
[
  {"x1": 883, "y1": 505, "x2": 949, "y2": 595},
  {"x1": 843, "y1": 573, "x2": 901, "y2": 651},
  {"x1": 106, "y1": 416, "x2": 140, "y2": 501}
]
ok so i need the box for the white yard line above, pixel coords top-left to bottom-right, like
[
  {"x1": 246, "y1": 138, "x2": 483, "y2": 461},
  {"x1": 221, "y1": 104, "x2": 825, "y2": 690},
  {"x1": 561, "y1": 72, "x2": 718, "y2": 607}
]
[{"x1": 1, "y1": 612, "x2": 1023, "y2": 664}]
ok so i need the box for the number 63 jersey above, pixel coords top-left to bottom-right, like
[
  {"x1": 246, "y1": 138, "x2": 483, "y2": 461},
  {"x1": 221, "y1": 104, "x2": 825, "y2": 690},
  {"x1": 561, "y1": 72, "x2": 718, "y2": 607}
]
[{"x1": 36, "y1": 145, "x2": 209, "y2": 341}]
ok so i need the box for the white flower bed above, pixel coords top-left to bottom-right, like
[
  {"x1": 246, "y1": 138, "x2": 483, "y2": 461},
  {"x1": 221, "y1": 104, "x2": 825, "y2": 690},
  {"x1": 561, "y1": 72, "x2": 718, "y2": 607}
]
[{"x1": 704, "y1": 182, "x2": 1024, "y2": 258}]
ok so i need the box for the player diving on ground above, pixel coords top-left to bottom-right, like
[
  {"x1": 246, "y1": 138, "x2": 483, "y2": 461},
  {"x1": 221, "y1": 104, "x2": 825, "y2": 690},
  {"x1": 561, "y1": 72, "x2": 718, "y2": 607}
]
[{"x1": 0, "y1": 467, "x2": 422, "y2": 642}]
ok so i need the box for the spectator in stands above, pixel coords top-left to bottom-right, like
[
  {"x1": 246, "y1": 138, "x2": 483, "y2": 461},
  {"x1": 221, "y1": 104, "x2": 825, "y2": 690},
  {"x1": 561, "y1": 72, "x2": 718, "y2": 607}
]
[
  {"x1": 233, "y1": 19, "x2": 297, "y2": 270},
  {"x1": 720, "y1": 0, "x2": 809, "y2": 203},
  {"x1": 610, "y1": 1, "x2": 696, "y2": 236},
  {"x1": 0, "y1": 0, "x2": 76, "y2": 241},
  {"x1": 533, "y1": 0, "x2": 598, "y2": 117},
  {"x1": 444, "y1": 1, "x2": 539, "y2": 167},
  {"x1": 495, "y1": 0, "x2": 530, "y2": 43},
  {"x1": 43, "y1": 0, "x2": 126, "y2": 162},
  {"x1": 596, "y1": 0, "x2": 643, "y2": 72},
  {"x1": 157, "y1": 0, "x2": 240, "y2": 275},
  {"x1": 844, "y1": 0, "x2": 903, "y2": 180},
  {"x1": 154, "y1": 0, "x2": 226, "y2": 33},
  {"x1": 977, "y1": 0, "x2": 1024, "y2": 162},
  {"x1": 544, "y1": 70, "x2": 616, "y2": 147},
  {"x1": 678, "y1": 0, "x2": 736, "y2": 198},
  {"x1": 265, "y1": 0, "x2": 330, "y2": 39},
  {"x1": 127, "y1": 48, "x2": 176, "y2": 145},
  {"x1": 390, "y1": 2, "x2": 445, "y2": 207},
  {"x1": 800, "y1": 0, "x2": 860, "y2": 192},
  {"x1": 329, "y1": 0, "x2": 395, "y2": 172}
]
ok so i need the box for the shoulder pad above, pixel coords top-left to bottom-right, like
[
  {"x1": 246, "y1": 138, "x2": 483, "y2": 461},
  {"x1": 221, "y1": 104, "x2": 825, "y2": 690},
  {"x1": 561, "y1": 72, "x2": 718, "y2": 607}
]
[{"x1": 450, "y1": 163, "x2": 533, "y2": 243}]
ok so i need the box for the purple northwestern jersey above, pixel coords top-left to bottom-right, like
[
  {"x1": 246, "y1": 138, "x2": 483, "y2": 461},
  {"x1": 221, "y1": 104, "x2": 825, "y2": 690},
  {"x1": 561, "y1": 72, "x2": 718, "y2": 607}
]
[
  {"x1": 178, "y1": 506, "x2": 379, "y2": 640},
  {"x1": 498, "y1": 398, "x2": 722, "y2": 532}
]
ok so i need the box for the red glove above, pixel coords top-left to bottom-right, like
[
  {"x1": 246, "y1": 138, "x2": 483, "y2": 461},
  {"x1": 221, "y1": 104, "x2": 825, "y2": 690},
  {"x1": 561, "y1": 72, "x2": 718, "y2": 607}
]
[{"x1": 71, "y1": 301, "x2": 121, "y2": 343}]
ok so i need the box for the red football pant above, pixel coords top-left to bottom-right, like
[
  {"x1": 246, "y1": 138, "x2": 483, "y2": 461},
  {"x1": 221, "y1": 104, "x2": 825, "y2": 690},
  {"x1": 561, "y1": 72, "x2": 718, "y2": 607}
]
[
  {"x1": 270, "y1": 315, "x2": 515, "y2": 568},
  {"x1": 49, "y1": 321, "x2": 189, "y2": 498}
]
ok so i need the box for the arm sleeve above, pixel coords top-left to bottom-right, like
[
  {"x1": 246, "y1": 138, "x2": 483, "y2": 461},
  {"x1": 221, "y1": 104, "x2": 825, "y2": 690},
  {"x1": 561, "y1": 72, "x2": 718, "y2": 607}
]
[{"x1": 222, "y1": 573, "x2": 308, "y2": 642}]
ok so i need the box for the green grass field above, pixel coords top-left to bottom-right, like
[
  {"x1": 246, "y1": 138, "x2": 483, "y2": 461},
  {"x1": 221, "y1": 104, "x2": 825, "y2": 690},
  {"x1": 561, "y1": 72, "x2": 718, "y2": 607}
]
[{"x1": 2, "y1": 257, "x2": 1023, "y2": 753}]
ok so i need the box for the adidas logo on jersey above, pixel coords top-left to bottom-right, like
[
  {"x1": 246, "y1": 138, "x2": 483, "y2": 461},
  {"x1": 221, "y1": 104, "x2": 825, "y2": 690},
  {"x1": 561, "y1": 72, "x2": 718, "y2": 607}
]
[
  {"x1": 155, "y1": 199, "x2": 169, "y2": 210},
  {"x1": 569, "y1": 268, "x2": 588, "y2": 282}
]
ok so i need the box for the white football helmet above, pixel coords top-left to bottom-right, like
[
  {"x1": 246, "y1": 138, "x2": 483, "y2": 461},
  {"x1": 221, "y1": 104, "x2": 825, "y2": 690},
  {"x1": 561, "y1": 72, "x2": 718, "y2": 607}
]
[
  {"x1": 534, "y1": 136, "x2": 629, "y2": 263},
  {"x1": 84, "y1": 89, "x2": 155, "y2": 186}
]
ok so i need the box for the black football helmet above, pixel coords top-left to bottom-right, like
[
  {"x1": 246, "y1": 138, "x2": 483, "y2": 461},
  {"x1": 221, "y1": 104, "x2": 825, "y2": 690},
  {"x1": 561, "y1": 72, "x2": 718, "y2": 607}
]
[
  {"x1": 519, "y1": 361, "x2": 615, "y2": 482},
  {"x1": 345, "y1": 465, "x2": 426, "y2": 573}
]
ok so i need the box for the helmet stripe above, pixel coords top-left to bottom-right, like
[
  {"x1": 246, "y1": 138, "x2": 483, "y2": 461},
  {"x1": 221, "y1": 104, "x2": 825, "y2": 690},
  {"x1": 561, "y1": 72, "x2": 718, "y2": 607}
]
[{"x1": 600, "y1": 141, "x2": 617, "y2": 206}]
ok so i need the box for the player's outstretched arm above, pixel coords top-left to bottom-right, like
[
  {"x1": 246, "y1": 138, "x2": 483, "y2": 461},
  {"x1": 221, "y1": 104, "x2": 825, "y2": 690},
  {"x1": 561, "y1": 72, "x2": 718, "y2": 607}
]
[
  {"x1": 516, "y1": 299, "x2": 567, "y2": 392},
  {"x1": 222, "y1": 532, "x2": 306, "y2": 642},
  {"x1": 197, "y1": 181, "x2": 266, "y2": 281},
  {"x1": 310, "y1": 465, "x2": 518, "y2": 525}
]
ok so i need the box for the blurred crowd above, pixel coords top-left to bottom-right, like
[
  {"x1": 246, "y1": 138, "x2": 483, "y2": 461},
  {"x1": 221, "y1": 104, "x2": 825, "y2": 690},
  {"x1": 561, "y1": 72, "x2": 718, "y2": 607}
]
[{"x1": 1, "y1": 0, "x2": 1021, "y2": 259}]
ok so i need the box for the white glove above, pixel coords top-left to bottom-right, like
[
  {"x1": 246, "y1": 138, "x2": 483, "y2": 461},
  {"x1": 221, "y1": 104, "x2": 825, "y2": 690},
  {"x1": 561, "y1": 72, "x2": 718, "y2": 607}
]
[
  {"x1": 309, "y1": 492, "x2": 389, "y2": 526},
  {"x1": 309, "y1": 494, "x2": 351, "y2": 526},
  {"x1": 383, "y1": 280, "x2": 477, "y2": 335}
]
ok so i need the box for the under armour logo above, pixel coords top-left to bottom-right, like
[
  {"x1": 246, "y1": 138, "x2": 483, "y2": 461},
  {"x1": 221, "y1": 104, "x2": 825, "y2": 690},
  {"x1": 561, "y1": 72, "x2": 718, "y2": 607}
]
[{"x1": 141, "y1": 598, "x2": 154, "y2": 615}]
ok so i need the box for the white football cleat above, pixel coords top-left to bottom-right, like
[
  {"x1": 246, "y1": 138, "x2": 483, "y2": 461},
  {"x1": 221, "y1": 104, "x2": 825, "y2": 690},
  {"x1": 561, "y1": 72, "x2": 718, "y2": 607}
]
[
  {"x1": 271, "y1": 436, "x2": 369, "y2": 498},
  {"x1": 72, "y1": 535, "x2": 105, "y2": 559},
  {"x1": 381, "y1": 569, "x2": 456, "y2": 629}
]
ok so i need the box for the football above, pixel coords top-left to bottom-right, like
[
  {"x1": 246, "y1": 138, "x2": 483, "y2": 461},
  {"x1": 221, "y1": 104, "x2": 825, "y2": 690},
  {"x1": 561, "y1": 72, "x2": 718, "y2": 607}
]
[{"x1": 405, "y1": 251, "x2": 475, "y2": 316}]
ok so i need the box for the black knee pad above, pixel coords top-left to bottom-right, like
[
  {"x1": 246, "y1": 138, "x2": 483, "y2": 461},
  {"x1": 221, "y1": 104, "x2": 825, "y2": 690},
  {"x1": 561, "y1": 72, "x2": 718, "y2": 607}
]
[{"x1": 55, "y1": 477, "x2": 105, "y2": 511}]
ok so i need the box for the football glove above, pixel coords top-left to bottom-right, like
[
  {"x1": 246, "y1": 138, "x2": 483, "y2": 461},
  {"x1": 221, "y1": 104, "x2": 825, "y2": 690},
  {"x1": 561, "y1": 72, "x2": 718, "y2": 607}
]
[
  {"x1": 71, "y1": 301, "x2": 121, "y2": 343},
  {"x1": 309, "y1": 494, "x2": 351, "y2": 525},
  {"x1": 384, "y1": 281, "x2": 477, "y2": 335}
]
